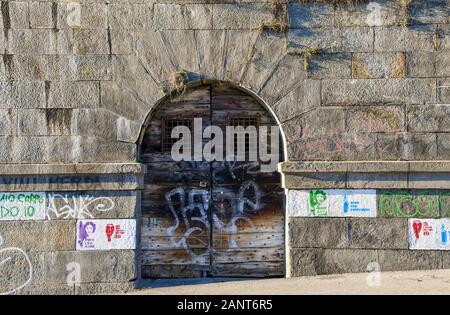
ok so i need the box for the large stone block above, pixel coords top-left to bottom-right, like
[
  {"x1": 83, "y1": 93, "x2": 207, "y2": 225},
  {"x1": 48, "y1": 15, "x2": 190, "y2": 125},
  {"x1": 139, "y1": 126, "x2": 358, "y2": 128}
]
[
  {"x1": 57, "y1": 3, "x2": 108, "y2": 29},
  {"x1": 375, "y1": 133, "x2": 437, "y2": 161},
  {"x1": 375, "y1": 26, "x2": 436, "y2": 52},
  {"x1": 213, "y1": 3, "x2": 272, "y2": 30},
  {"x1": 271, "y1": 79, "x2": 320, "y2": 123},
  {"x1": 288, "y1": 27, "x2": 374, "y2": 53},
  {"x1": 347, "y1": 218, "x2": 408, "y2": 249},
  {"x1": 378, "y1": 250, "x2": 442, "y2": 271},
  {"x1": 109, "y1": 4, "x2": 152, "y2": 29},
  {"x1": 0, "y1": 81, "x2": 46, "y2": 108},
  {"x1": 321, "y1": 79, "x2": 436, "y2": 106},
  {"x1": 61, "y1": 29, "x2": 109, "y2": 55},
  {"x1": 17, "y1": 109, "x2": 48, "y2": 136},
  {"x1": 5, "y1": 55, "x2": 47, "y2": 80},
  {"x1": 0, "y1": 221, "x2": 75, "y2": 251},
  {"x1": 289, "y1": 218, "x2": 348, "y2": 248},
  {"x1": 195, "y1": 30, "x2": 226, "y2": 81},
  {"x1": 289, "y1": 2, "x2": 334, "y2": 28},
  {"x1": 308, "y1": 53, "x2": 352, "y2": 79},
  {"x1": 352, "y1": 52, "x2": 406, "y2": 79},
  {"x1": 71, "y1": 108, "x2": 118, "y2": 141},
  {"x1": 8, "y1": 29, "x2": 57, "y2": 54},
  {"x1": 48, "y1": 81, "x2": 100, "y2": 109},
  {"x1": 408, "y1": 173, "x2": 450, "y2": 189},
  {"x1": 29, "y1": 1, "x2": 54, "y2": 28},
  {"x1": 290, "y1": 248, "x2": 378, "y2": 277},
  {"x1": 437, "y1": 79, "x2": 450, "y2": 104},
  {"x1": 408, "y1": 105, "x2": 450, "y2": 132},
  {"x1": 347, "y1": 106, "x2": 404, "y2": 133},
  {"x1": 436, "y1": 51, "x2": 450, "y2": 77},
  {"x1": 153, "y1": 4, "x2": 212, "y2": 30},
  {"x1": 259, "y1": 53, "x2": 308, "y2": 105},
  {"x1": 240, "y1": 31, "x2": 286, "y2": 92},
  {"x1": 11, "y1": 136, "x2": 47, "y2": 163},
  {"x1": 406, "y1": 51, "x2": 436, "y2": 78},
  {"x1": 9, "y1": 1, "x2": 29, "y2": 29},
  {"x1": 47, "y1": 55, "x2": 113, "y2": 81}
]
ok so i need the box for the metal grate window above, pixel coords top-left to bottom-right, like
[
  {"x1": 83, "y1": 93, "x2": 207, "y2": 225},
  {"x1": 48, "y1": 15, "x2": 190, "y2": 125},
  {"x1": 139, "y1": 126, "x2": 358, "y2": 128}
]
[
  {"x1": 228, "y1": 116, "x2": 260, "y2": 159},
  {"x1": 161, "y1": 118, "x2": 193, "y2": 153}
]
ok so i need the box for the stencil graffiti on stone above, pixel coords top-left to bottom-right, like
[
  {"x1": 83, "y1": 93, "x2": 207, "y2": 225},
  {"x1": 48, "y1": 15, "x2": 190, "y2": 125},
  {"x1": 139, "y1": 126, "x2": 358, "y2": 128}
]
[
  {"x1": 409, "y1": 218, "x2": 450, "y2": 250},
  {"x1": 76, "y1": 219, "x2": 136, "y2": 250},
  {"x1": 0, "y1": 232, "x2": 32, "y2": 295},
  {"x1": 288, "y1": 189, "x2": 377, "y2": 217},
  {"x1": 0, "y1": 193, "x2": 46, "y2": 221}
]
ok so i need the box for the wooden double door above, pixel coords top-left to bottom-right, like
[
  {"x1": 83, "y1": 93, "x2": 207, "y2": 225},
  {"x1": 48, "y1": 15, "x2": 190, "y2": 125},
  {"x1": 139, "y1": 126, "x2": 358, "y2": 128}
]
[{"x1": 140, "y1": 84, "x2": 284, "y2": 278}]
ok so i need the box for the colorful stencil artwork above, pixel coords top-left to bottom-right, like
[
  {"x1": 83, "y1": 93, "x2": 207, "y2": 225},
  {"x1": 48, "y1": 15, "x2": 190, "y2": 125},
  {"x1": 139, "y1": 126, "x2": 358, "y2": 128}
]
[
  {"x1": 408, "y1": 218, "x2": 450, "y2": 250},
  {"x1": 288, "y1": 189, "x2": 377, "y2": 217},
  {"x1": 76, "y1": 219, "x2": 136, "y2": 250}
]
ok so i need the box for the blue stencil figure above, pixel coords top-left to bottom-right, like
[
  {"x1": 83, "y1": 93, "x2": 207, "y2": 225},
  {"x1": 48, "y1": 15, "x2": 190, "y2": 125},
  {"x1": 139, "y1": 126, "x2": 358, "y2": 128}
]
[
  {"x1": 343, "y1": 195, "x2": 349, "y2": 214},
  {"x1": 442, "y1": 224, "x2": 447, "y2": 245}
]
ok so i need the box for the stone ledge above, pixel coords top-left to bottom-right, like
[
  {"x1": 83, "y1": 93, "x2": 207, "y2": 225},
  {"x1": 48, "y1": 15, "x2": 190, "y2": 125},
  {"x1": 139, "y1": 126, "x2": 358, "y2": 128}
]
[
  {"x1": 0, "y1": 163, "x2": 145, "y2": 176},
  {"x1": 280, "y1": 161, "x2": 450, "y2": 174}
]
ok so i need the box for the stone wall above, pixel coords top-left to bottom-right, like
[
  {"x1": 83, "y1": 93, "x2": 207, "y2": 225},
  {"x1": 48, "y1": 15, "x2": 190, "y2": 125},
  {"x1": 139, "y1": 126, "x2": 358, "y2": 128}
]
[{"x1": 0, "y1": 0, "x2": 449, "y2": 294}]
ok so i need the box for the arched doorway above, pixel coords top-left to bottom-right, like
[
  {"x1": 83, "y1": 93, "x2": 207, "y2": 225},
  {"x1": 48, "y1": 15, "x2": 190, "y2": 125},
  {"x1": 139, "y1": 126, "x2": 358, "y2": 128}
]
[{"x1": 139, "y1": 83, "x2": 285, "y2": 278}]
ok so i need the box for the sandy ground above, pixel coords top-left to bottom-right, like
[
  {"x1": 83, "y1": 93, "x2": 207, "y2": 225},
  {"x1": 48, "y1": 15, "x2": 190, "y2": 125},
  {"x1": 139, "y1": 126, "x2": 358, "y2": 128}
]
[{"x1": 129, "y1": 269, "x2": 450, "y2": 295}]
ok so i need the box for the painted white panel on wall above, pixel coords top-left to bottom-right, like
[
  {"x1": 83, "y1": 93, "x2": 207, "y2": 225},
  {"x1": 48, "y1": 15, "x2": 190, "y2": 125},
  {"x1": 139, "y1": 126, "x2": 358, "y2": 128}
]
[
  {"x1": 409, "y1": 218, "x2": 450, "y2": 250},
  {"x1": 0, "y1": 192, "x2": 46, "y2": 220},
  {"x1": 76, "y1": 219, "x2": 136, "y2": 250},
  {"x1": 288, "y1": 189, "x2": 377, "y2": 217}
]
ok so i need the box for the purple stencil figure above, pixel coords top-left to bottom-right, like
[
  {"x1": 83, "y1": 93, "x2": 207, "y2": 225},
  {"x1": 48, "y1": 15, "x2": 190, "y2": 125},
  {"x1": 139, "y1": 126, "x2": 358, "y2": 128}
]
[{"x1": 78, "y1": 221, "x2": 96, "y2": 248}]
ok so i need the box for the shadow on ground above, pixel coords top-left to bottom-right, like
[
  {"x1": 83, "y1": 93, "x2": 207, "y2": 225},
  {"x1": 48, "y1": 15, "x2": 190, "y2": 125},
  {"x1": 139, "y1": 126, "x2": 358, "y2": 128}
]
[{"x1": 137, "y1": 278, "x2": 259, "y2": 289}]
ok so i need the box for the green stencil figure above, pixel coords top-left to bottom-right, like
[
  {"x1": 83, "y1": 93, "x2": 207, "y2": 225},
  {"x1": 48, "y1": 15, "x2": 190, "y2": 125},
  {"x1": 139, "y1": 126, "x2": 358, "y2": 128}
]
[{"x1": 309, "y1": 190, "x2": 328, "y2": 216}]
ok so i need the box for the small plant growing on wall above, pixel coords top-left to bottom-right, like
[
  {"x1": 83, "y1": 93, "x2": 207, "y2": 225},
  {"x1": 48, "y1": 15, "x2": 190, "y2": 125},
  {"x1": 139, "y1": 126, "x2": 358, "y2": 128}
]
[
  {"x1": 258, "y1": 0, "x2": 288, "y2": 33},
  {"x1": 162, "y1": 68, "x2": 188, "y2": 95},
  {"x1": 288, "y1": 47, "x2": 322, "y2": 71}
]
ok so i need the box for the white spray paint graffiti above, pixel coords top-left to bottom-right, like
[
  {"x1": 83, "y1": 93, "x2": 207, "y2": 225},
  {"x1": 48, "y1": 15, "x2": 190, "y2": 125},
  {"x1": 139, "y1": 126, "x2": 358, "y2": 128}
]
[
  {"x1": 45, "y1": 194, "x2": 115, "y2": 220},
  {"x1": 0, "y1": 232, "x2": 33, "y2": 295},
  {"x1": 164, "y1": 180, "x2": 263, "y2": 258}
]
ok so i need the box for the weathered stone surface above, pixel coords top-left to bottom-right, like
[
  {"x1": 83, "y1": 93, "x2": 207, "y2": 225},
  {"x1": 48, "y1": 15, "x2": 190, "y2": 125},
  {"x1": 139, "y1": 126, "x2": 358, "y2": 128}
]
[
  {"x1": 436, "y1": 51, "x2": 450, "y2": 77},
  {"x1": 62, "y1": 29, "x2": 110, "y2": 55},
  {"x1": 12, "y1": 136, "x2": 47, "y2": 163},
  {"x1": 8, "y1": 29, "x2": 57, "y2": 54},
  {"x1": 289, "y1": 218, "x2": 348, "y2": 248},
  {"x1": 408, "y1": 105, "x2": 450, "y2": 132},
  {"x1": 241, "y1": 31, "x2": 286, "y2": 92},
  {"x1": 110, "y1": 30, "x2": 134, "y2": 54},
  {"x1": 18, "y1": 109, "x2": 48, "y2": 136},
  {"x1": 290, "y1": 248, "x2": 378, "y2": 276},
  {"x1": 437, "y1": 79, "x2": 450, "y2": 104},
  {"x1": 213, "y1": 3, "x2": 272, "y2": 29},
  {"x1": 222, "y1": 30, "x2": 259, "y2": 83},
  {"x1": 76, "y1": 282, "x2": 135, "y2": 295},
  {"x1": 335, "y1": 0, "x2": 400, "y2": 27},
  {"x1": 378, "y1": 250, "x2": 442, "y2": 271},
  {"x1": 0, "y1": 81, "x2": 46, "y2": 108},
  {"x1": 407, "y1": 51, "x2": 436, "y2": 78},
  {"x1": 0, "y1": 221, "x2": 75, "y2": 251},
  {"x1": 284, "y1": 173, "x2": 346, "y2": 189},
  {"x1": 48, "y1": 81, "x2": 100, "y2": 109},
  {"x1": 352, "y1": 52, "x2": 406, "y2": 79},
  {"x1": 47, "y1": 55, "x2": 113, "y2": 81},
  {"x1": 347, "y1": 106, "x2": 404, "y2": 133},
  {"x1": 153, "y1": 3, "x2": 212, "y2": 30},
  {"x1": 9, "y1": 1, "x2": 29, "y2": 29},
  {"x1": 288, "y1": 27, "x2": 374, "y2": 53},
  {"x1": 375, "y1": 26, "x2": 436, "y2": 52},
  {"x1": 410, "y1": 0, "x2": 450, "y2": 25},
  {"x1": 308, "y1": 53, "x2": 352, "y2": 79},
  {"x1": 6, "y1": 55, "x2": 47, "y2": 80},
  {"x1": 29, "y1": 2, "x2": 54, "y2": 28},
  {"x1": 109, "y1": 4, "x2": 152, "y2": 29},
  {"x1": 322, "y1": 79, "x2": 436, "y2": 106},
  {"x1": 289, "y1": 2, "x2": 334, "y2": 28},
  {"x1": 57, "y1": 3, "x2": 108, "y2": 29},
  {"x1": 196, "y1": 30, "x2": 226, "y2": 81},
  {"x1": 0, "y1": 109, "x2": 17, "y2": 135},
  {"x1": 374, "y1": 133, "x2": 437, "y2": 161},
  {"x1": 347, "y1": 173, "x2": 408, "y2": 189},
  {"x1": 259, "y1": 53, "x2": 308, "y2": 105},
  {"x1": 347, "y1": 218, "x2": 408, "y2": 249},
  {"x1": 71, "y1": 109, "x2": 118, "y2": 141},
  {"x1": 271, "y1": 79, "x2": 320, "y2": 123}
]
